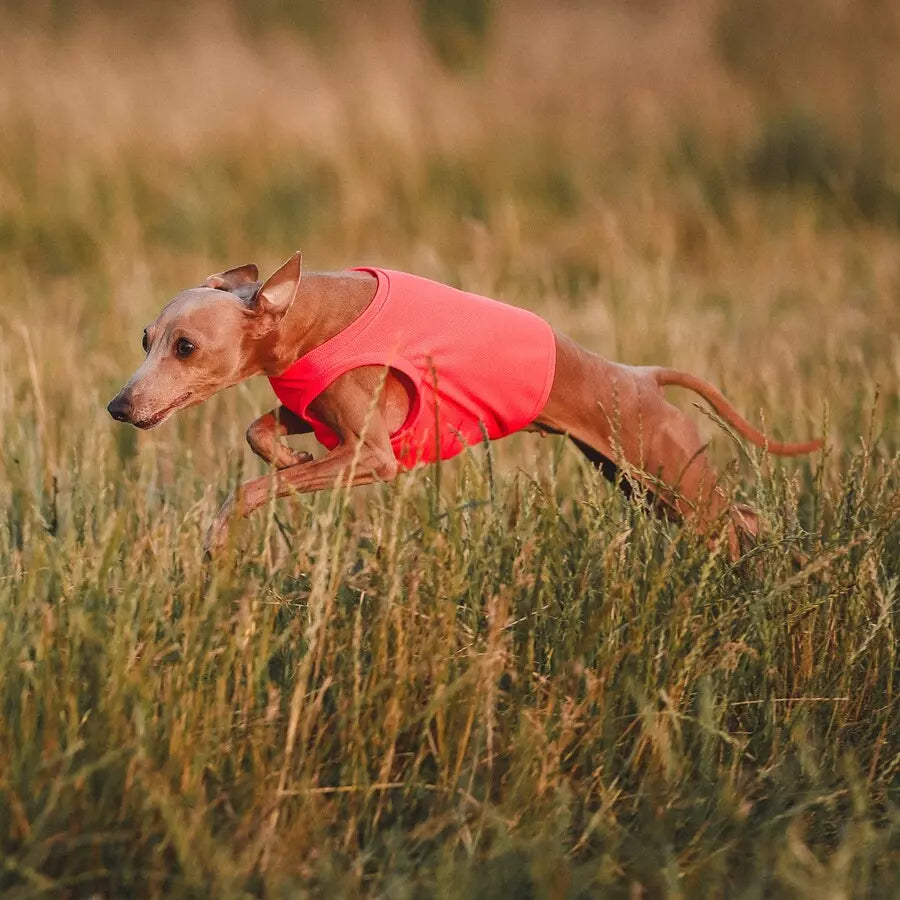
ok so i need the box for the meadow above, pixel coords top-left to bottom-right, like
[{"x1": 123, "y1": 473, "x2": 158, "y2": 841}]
[{"x1": 0, "y1": 2, "x2": 898, "y2": 896}]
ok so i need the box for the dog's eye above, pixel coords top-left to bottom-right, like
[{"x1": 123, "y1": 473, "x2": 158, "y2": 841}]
[
  {"x1": 142, "y1": 330, "x2": 149, "y2": 353},
  {"x1": 175, "y1": 338, "x2": 195, "y2": 359}
]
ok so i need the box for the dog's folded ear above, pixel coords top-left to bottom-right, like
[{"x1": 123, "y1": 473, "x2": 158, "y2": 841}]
[
  {"x1": 253, "y1": 251, "x2": 302, "y2": 324},
  {"x1": 205, "y1": 263, "x2": 260, "y2": 292}
]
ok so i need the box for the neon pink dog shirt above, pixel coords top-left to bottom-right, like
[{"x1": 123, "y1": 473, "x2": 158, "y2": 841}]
[{"x1": 268, "y1": 268, "x2": 557, "y2": 468}]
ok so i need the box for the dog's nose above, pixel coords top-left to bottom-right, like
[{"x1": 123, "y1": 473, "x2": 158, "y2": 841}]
[{"x1": 107, "y1": 394, "x2": 132, "y2": 423}]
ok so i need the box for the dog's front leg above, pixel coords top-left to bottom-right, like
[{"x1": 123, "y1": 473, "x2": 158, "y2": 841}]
[
  {"x1": 206, "y1": 369, "x2": 405, "y2": 557},
  {"x1": 246, "y1": 406, "x2": 314, "y2": 469},
  {"x1": 205, "y1": 430, "x2": 398, "y2": 557},
  {"x1": 204, "y1": 447, "x2": 396, "y2": 557}
]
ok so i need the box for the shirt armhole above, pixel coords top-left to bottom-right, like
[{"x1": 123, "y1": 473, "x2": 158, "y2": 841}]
[{"x1": 297, "y1": 357, "x2": 423, "y2": 439}]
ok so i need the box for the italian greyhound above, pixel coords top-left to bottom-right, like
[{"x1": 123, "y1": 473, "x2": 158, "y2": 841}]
[{"x1": 107, "y1": 253, "x2": 822, "y2": 557}]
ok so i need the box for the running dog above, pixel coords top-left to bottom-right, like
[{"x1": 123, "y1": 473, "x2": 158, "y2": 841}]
[{"x1": 107, "y1": 253, "x2": 821, "y2": 556}]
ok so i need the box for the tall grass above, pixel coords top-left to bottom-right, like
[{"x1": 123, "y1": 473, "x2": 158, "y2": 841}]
[{"x1": 0, "y1": 2, "x2": 898, "y2": 896}]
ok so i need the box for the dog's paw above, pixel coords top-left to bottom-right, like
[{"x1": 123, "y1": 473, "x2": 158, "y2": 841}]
[
  {"x1": 204, "y1": 494, "x2": 237, "y2": 559},
  {"x1": 274, "y1": 448, "x2": 314, "y2": 470}
]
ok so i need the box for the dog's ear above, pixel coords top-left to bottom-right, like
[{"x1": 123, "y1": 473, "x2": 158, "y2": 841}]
[
  {"x1": 205, "y1": 263, "x2": 259, "y2": 292},
  {"x1": 255, "y1": 251, "x2": 302, "y2": 321}
]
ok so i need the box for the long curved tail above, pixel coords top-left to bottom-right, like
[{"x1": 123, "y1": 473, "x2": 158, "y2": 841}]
[{"x1": 652, "y1": 367, "x2": 823, "y2": 456}]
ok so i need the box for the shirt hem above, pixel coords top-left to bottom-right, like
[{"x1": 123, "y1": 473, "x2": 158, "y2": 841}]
[{"x1": 526, "y1": 322, "x2": 557, "y2": 426}]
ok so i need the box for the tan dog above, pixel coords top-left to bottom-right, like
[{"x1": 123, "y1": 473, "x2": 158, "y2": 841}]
[{"x1": 107, "y1": 252, "x2": 821, "y2": 557}]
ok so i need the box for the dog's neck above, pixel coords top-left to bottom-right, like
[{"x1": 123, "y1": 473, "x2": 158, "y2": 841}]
[{"x1": 255, "y1": 270, "x2": 378, "y2": 377}]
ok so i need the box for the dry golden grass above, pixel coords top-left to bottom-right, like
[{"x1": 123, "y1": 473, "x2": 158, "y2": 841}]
[{"x1": 0, "y1": 2, "x2": 898, "y2": 896}]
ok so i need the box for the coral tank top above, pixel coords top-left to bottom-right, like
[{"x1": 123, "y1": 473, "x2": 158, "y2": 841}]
[{"x1": 268, "y1": 268, "x2": 557, "y2": 468}]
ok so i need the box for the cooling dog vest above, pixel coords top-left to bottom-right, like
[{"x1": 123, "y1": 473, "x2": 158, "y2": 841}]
[{"x1": 268, "y1": 268, "x2": 557, "y2": 468}]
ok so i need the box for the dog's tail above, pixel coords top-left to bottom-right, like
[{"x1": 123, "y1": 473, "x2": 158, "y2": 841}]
[{"x1": 651, "y1": 367, "x2": 823, "y2": 456}]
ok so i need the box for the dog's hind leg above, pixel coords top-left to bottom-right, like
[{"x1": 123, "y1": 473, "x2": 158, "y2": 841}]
[{"x1": 536, "y1": 333, "x2": 751, "y2": 555}]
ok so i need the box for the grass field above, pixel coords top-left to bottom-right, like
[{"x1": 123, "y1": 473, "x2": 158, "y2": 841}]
[{"x1": 1, "y1": 2, "x2": 898, "y2": 896}]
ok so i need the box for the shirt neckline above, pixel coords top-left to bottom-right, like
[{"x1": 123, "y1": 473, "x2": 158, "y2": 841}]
[{"x1": 270, "y1": 267, "x2": 390, "y2": 382}]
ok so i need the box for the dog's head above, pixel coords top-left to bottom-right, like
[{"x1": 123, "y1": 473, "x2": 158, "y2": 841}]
[{"x1": 107, "y1": 252, "x2": 301, "y2": 428}]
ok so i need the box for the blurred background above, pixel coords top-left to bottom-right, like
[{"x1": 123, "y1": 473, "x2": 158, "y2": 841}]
[{"x1": 1, "y1": 0, "x2": 898, "y2": 463}]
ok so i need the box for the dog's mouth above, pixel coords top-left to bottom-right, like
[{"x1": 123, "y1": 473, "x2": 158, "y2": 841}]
[{"x1": 133, "y1": 392, "x2": 193, "y2": 429}]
